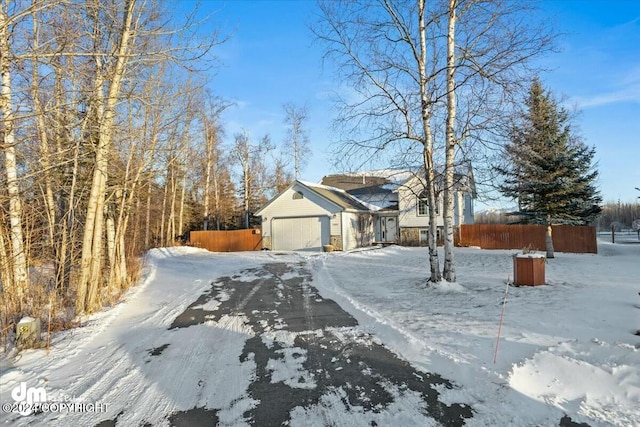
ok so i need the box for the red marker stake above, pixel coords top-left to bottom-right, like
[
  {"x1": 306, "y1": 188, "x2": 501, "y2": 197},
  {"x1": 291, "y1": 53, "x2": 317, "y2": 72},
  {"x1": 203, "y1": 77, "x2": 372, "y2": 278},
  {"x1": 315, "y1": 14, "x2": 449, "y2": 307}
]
[{"x1": 494, "y1": 278, "x2": 510, "y2": 364}]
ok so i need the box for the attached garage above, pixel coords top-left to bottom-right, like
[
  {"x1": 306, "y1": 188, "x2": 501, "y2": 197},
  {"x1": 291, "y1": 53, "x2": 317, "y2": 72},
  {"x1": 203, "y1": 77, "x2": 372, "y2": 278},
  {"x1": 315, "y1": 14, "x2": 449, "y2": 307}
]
[
  {"x1": 255, "y1": 180, "x2": 375, "y2": 252},
  {"x1": 271, "y1": 216, "x2": 330, "y2": 251}
]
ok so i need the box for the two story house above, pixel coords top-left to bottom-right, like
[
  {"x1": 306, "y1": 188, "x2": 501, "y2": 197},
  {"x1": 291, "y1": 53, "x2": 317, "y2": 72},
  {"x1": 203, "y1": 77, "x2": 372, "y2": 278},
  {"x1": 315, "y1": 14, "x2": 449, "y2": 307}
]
[
  {"x1": 322, "y1": 166, "x2": 476, "y2": 245},
  {"x1": 255, "y1": 165, "x2": 476, "y2": 251}
]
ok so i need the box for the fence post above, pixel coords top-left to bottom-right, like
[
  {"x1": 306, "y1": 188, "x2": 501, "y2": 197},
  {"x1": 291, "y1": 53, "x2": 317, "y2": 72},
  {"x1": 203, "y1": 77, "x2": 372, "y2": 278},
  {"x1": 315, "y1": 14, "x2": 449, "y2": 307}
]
[{"x1": 611, "y1": 224, "x2": 615, "y2": 244}]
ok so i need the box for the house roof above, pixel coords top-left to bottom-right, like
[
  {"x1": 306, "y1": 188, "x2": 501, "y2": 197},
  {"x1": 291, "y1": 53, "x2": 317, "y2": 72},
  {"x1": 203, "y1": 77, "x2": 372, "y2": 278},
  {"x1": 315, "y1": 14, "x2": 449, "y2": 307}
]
[
  {"x1": 321, "y1": 169, "x2": 413, "y2": 210},
  {"x1": 323, "y1": 169, "x2": 416, "y2": 189},
  {"x1": 324, "y1": 164, "x2": 477, "y2": 198},
  {"x1": 255, "y1": 180, "x2": 376, "y2": 216},
  {"x1": 299, "y1": 181, "x2": 377, "y2": 211}
]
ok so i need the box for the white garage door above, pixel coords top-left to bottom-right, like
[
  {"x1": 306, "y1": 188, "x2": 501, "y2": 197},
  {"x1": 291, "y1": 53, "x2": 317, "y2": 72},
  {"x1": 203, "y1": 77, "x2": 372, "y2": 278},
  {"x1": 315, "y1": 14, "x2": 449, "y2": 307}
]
[{"x1": 272, "y1": 216, "x2": 330, "y2": 251}]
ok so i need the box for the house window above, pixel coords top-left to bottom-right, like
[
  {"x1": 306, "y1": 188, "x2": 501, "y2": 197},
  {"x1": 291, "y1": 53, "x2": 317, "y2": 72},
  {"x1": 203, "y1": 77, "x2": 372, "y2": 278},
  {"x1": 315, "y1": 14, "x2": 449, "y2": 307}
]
[
  {"x1": 420, "y1": 228, "x2": 444, "y2": 245},
  {"x1": 292, "y1": 191, "x2": 303, "y2": 200},
  {"x1": 417, "y1": 191, "x2": 439, "y2": 216},
  {"x1": 417, "y1": 191, "x2": 428, "y2": 216}
]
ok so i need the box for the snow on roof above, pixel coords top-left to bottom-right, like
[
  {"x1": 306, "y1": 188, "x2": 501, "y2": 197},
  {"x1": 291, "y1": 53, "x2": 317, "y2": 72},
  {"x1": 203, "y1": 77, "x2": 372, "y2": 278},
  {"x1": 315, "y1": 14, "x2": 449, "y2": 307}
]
[{"x1": 299, "y1": 180, "x2": 382, "y2": 212}]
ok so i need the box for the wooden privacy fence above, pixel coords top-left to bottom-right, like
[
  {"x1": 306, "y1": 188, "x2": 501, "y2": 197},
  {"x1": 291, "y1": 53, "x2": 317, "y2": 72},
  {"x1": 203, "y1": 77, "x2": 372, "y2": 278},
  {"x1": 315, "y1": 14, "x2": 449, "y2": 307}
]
[
  {"x1": 459, "y1": 224, "x2": 597, "y2": 254},
  {"x1": 189, "y1": 229, "x2": 262, "y2": 252}
]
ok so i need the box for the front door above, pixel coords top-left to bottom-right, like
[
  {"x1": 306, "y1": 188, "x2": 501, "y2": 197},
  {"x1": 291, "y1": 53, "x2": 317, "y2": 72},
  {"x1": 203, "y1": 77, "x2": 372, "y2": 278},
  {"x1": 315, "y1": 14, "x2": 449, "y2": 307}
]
[{"x1": 378, "y1": 216, "x2": 398, "y2": 242}]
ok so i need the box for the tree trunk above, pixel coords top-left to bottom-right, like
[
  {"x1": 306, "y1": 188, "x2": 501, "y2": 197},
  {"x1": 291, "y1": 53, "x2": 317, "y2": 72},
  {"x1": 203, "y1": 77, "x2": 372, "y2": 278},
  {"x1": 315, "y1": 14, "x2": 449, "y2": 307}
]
[
  {"x1": 167, "y1": 165, "x2": 177, "y2": 243},
  {"x1": 0, "y1": 221, "x2": 13, "y2": 294},
  {"x1": 60, "y1": 110, "x2": 82, "y2": 293},
  {"x1": 76, "y1": 0, "x2": 137, "y2": 314},
  {"x1": 145, "y1": 180, "x2": 152, "y2": 248},
  {"x1": 160, "y1": 171, "x2": 168, "y2": 246},
  {"x1": 106, "y1": 215, "x2": 116, "y2": 284},
  {"x1": 545, "y1": 216, "x2": 555, "y2": 258},
  {"x1": 243, "y1": 146, "x2": 250, "y2": 229},
  {"x1": 418, "y1": 0, "x2": 441, "y2": 283},
  {"x1": 442, "y1": 0, "x2": 457, "y2": 282},
  {"x1": 178, "y1": 171, "x2": 186, "y2": 239},
  {"x1": 0, "y1": 4, "x2": 29, "y2": 304},
  {"x1": 203, "y1": 118, "x2": 212, "y2": 230},
  {"x1": 31, "y1": 10, "x2": 57, "y2": 251},
  {"x1": 213, "y1": 173, "x2": 221, "y2": 230}
]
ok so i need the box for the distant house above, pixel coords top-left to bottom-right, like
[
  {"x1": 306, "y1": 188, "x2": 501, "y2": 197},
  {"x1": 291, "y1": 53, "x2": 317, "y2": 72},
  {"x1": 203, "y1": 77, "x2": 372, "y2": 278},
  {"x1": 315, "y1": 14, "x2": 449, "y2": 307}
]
[
  {"x1": 322, "y1": 166, "x2": 476, "y2": 246},
  {"x1": 256, "y1": 166, "x2": 476, "y2": 251}
]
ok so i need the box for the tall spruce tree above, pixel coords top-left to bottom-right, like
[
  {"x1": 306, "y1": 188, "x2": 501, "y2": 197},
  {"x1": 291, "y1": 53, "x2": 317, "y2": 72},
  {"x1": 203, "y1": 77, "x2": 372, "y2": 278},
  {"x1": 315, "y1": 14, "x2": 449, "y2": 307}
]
[{"x1": 496, "y1": 78, "x2": 602, "y2": 258}]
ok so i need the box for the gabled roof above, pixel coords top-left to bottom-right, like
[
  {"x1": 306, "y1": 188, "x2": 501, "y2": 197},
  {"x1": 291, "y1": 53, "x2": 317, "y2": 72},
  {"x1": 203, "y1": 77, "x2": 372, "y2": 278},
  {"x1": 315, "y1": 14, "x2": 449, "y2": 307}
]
[
  {"x1": 255, "y1": 180, "x2": 376, "y2": 216},
  {"x1": 322, "y1": 169, "x2": 416, "y2": 190},
  {"x1": 321, "y1": 169, "x2": 413, "y2": 210},
  {"x1": 324, "y1": 164, "x2": 477, "y2": 198},
  {"x1": 298, "y1": 180, "x2": 377, "y2": 211}
]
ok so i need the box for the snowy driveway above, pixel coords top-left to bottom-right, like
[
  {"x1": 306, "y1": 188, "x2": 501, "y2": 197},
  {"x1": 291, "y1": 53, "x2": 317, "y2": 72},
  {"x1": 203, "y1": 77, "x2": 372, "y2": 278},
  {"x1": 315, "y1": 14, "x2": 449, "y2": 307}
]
[{"x1": 1, "y1": 248, "x2": 471, "y2": 426}]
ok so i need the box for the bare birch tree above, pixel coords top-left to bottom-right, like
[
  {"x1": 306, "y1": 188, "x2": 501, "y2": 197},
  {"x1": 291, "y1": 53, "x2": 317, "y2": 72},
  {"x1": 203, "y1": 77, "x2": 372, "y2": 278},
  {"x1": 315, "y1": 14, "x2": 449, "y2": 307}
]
[
  {"x1": 440, "y1": 0, "x2": 555, "y2": 280},
  {"x1": 442, "y1": 0, "x2": 457, "y2": 282},
  {"x1": 75, "y1": 0, "x2": 139, "y2": 314},
  {"x1": 0, "y1": 0, "x2": 41, "y2": 304},
  {"x1": 199, "y1": 92, "x2": 227, "y2": 230},
  {"x1": 283, "y1": 102, "x2": 311, "y2": 180},
  {"x1": 316, "y1": 0, "x2": 445, "y2": 282},
  {"x1": 232, "y1": 131, "x2": 273, "y2": 229}
]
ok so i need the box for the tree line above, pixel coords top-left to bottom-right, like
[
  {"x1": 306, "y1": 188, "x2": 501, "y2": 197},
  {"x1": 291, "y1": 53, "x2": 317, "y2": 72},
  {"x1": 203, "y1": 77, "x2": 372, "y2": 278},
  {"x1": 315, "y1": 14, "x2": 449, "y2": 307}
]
[
  {"x1": 594, "y1": 202, "x2": 640, "y2": 232},
  {"x1": 475, "y1": 201, "x2": 639, "y2": 233},
  {"x1": 0, "y1": 0, "x2": 307, "y2": 329}
]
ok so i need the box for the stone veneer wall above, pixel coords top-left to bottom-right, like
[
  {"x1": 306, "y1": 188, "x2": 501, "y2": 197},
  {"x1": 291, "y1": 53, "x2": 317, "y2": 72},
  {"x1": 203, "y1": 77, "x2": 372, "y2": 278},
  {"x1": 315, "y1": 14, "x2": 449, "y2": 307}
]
[
  {"x1": 330, "y1": 235, "x2": 343, "y2": 251},
  {"x1": 400, "y1": 228, "x2": 419, "y2": 246},
  {"x1": 401, "y1": 227, "x2": 449, "y2": 247},
  {"x1": 262, "y1": 236, "x2": 272, "y2": 250}
]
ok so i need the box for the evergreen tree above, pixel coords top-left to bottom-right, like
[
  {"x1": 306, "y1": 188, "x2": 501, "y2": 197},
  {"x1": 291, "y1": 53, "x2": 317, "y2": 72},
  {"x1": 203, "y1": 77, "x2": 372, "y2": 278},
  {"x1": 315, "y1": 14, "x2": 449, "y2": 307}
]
[{"x1": 496, "y1": 78, "x2": 602, "y2": 258}]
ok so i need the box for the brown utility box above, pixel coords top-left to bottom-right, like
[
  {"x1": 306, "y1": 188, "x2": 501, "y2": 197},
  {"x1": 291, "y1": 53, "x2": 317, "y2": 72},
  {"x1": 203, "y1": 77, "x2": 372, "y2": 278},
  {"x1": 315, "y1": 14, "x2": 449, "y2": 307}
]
[{"x1": 513, "y1": 254, "x2": 545, "y2": 286}]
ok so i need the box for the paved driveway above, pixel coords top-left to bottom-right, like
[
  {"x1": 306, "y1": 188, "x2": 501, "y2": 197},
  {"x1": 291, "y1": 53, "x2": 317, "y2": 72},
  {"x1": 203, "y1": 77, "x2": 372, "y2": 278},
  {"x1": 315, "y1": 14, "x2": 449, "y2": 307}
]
[
  {"x1": 1, "y1": 251, "x2": 473, "y2": 427},
  {"x1": 157, "y1": 259, "x2": 472, "y2": 426}
]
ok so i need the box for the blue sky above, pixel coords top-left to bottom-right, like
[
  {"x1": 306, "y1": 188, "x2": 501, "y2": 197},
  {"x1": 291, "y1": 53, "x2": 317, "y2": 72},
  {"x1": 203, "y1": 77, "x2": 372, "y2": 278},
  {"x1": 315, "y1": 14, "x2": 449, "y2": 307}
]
[{"x1": 189, "y1": 0, "x2": 640, "y2": 208}]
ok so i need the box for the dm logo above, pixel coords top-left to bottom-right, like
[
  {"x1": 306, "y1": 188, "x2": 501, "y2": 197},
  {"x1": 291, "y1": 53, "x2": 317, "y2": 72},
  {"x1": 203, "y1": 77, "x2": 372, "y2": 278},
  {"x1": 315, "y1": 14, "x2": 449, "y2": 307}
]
[{"x1": 11, "y1": 382, "x2": 47, "y2": 415}]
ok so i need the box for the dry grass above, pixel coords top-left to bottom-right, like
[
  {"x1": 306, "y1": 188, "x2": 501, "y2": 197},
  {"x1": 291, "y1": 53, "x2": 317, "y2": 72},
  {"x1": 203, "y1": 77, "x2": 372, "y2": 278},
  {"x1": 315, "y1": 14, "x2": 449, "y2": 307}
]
[{"x1": 1, "y1": 255, "x2": 145, "y2": 352}]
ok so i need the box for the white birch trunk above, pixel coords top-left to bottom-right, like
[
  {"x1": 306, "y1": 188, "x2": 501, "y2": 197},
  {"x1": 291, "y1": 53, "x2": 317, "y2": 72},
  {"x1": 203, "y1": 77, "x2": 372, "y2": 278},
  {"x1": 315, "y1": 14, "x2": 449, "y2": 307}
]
[
  {"x1": 106, "y1": 215, "x2": 116, "y2": 281},
  {"x1": 203, "y1": 119, "x2": 212, "y2": 230},
  {"x1": 442, "y1": 0, "x2": 457, "y2": 282},
  {"x1": 31, "y1": 10, "x2": 56, "y2": 248},
  {"x1": 145, "y1": 180, "x2": 152, "y2": 248},
  {"x1": 178, "y1": 172, "x2": 186, "y2": 238},
  {"x1": 0, "y1": 222, "x2": 13, "y2": 293},
  {"x1": 77, "y1": 0, "x2": 137, "y2": 314},
  {"x1": 0, "y1": 4, "x2": 29, "y2": 302},
  {"x1": 418, "y1": 0, "x2": 441, "y2": 283},
  {"x1": 167, "y1": 166, "x2": 176, "y2": 243},
  {"x1": 160, "y1": 172, "x2": 168, "y2": 246},
  {"x1": 213, "y1": 171, "x2": 220, "y2": 230}
]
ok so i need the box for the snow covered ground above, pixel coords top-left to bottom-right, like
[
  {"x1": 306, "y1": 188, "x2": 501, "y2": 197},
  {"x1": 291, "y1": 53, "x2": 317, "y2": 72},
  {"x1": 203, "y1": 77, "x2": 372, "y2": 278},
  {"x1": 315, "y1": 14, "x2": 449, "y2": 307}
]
[
  {"x1": 1, "y1": 240, "x2": 638, "y2": 426},
  {"x1": 313, "y1": 240, "x2": 640, "y2": 426}
]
